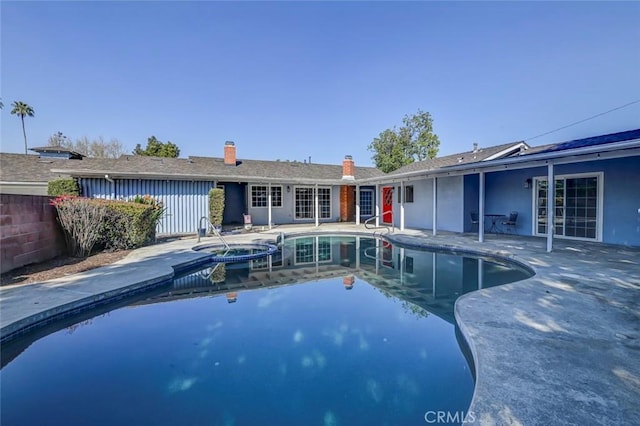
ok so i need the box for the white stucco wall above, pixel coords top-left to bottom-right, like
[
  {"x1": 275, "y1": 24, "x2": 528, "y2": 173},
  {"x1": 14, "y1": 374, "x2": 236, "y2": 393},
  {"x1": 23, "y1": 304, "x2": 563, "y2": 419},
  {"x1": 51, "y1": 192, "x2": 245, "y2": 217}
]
[
  {"x1": 436, "y1": 175, "x2": 464, "y2": 232},
  {"x1": 402, "y1": 178, "x2": 434, "y2": 230}
]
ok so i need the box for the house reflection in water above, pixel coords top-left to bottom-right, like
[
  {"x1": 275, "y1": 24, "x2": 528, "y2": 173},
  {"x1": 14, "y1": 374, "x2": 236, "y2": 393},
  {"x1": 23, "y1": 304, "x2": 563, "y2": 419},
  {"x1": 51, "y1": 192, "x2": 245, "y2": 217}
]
[{"x1": 147, "y1": 236, "x2": 531, "y2": 324}]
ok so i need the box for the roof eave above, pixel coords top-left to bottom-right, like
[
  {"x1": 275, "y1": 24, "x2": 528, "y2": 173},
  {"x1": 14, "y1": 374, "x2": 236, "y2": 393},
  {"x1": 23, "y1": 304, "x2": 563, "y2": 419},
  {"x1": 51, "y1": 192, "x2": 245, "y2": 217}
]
[{"x1": 358, "y1": 138, "x2": 640, "y2": 183}]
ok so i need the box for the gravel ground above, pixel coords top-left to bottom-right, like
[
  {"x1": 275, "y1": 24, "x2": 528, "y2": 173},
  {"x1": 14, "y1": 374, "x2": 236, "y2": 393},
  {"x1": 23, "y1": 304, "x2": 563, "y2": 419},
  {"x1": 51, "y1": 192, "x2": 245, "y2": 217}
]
[{"x1": 1, "y1": 250, "x2": 131, "y2": 287}]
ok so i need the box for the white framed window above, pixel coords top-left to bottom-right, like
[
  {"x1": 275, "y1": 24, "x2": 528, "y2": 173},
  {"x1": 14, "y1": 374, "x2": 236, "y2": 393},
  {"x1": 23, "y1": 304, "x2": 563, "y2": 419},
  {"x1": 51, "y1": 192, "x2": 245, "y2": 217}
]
[
  {"x1": 294, "y1": 186, "x2": 331, "y2": 220},
  {"x1": 251, "y1": 185, "x2": 283, "y2": 208},
  {"x1": 533, "y1": 172, "x2": 603, "y2": 241},
  {"x1": 360, "y1": 189, "x2": 374, "y2": 216}
]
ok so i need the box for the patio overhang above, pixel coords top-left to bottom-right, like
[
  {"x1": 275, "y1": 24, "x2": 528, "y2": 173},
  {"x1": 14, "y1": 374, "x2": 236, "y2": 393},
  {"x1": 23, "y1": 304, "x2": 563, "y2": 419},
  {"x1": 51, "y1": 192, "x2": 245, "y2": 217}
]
[{"x1": 358, "y1": 140, "x2": 640, "y2": 184}]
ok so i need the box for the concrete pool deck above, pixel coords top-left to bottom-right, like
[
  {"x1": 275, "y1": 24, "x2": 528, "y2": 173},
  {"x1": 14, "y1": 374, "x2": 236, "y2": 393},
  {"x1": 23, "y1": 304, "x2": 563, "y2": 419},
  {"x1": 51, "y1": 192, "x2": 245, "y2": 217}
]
[{"x1": 1, "y1": 224, "x2": 639, "y2": 425}]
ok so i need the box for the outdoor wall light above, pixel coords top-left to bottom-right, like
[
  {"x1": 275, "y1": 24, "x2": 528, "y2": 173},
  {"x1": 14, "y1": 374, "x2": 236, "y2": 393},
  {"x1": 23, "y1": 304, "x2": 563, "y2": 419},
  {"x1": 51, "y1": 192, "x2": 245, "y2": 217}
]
[
  {"x1": 524, "y1": 178, "x2": 532, "y2": 189},
  {"x1": 287, "y1": 185, "x2": 291, "y2": 193}
]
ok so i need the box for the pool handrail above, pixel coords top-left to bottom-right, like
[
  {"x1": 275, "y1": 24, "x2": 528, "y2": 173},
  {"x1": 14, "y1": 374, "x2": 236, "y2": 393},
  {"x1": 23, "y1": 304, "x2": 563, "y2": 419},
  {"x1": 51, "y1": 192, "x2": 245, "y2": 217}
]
[
  {"x1": 198, "y1": 216, "x2": 231, "y2": 249},
  {"x1": 364, "y1": 211, "x2": 394, "y2": 235}
]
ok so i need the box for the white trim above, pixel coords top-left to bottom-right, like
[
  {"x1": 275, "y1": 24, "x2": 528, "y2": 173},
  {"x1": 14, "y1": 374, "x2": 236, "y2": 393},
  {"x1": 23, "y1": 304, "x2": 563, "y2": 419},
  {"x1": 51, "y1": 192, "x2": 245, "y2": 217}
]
[
  {"x1": 482, "y1": 142, "x2": 528, "y2": 161},
  {"x1": 432, "y1": 177, "x2": 437, "y2": 236},
  {"x1": 292, "y1": 185, "x2": 331, "y2": 221},
  {"x1": 359, "y1": 188, "x2": 374, "y2": 217},
  {"x1": 357, "y1": 143, "x2": 640, "y2": 185},
  {"x1": 400, "y1": 181, "x2": 405, "y2": 231},
  {"x1": 533, "y1": 171, "x2": 604, "y2": 243},
  {"x1": 478, "y1": 172, "x2": 485, "y2": 242},
  {"x1": 249, "y1": 184, "x2": 283, "y2": 209}
]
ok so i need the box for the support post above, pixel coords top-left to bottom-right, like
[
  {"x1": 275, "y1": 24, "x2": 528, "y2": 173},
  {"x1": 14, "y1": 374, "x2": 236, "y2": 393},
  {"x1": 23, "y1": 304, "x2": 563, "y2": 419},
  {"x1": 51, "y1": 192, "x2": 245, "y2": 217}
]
[
  {"x1": 375, "y1": 184, "x2": 380, "y2": 227},
  {"x1": 400, "y1": 181, "x2": 405, "y2": 231},
  {"x1": 479, "y1": 171, "x2": 485, "y2": 243},
  {"x1": 355, "y1": 185, "x2": 361, "y2": 225},
  {"x1": 432, "y1": 177, "x2": 437, "y2": 236},
  {"x1": 267, "y1": 183, "x2": 272, "y2": 230},
  {"x1": 547, "y1": 163, "x2": 555, "y2": 252},
  {"x1": 314, "y1": 184, "x2": 319, "y2": 227}
]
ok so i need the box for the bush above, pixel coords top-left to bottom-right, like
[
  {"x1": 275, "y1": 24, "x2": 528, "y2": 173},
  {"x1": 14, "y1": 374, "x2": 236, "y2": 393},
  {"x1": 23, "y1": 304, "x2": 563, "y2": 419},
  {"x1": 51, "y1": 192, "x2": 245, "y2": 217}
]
[
  {"x1": 48, "y1": 178, "x2": 80, "y2": 196},
  {"x1": 51, "y1": 196, "x2": 107, "y2": 257},
  {"x1": 131, "y1": 195, "x2": 165, "y2": 228},
  {"x1": 51, "y1": 196, "x2": 163, "y2": 257},
  {"x1": 208, "y1": 188, "x2": 225, "y2": 227}
]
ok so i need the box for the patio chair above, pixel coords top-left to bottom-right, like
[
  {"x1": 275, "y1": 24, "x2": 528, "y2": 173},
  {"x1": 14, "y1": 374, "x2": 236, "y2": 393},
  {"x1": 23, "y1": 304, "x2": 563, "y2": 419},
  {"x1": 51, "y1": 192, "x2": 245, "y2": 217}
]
[
  {"x1": 501, "y1": 211, "x2": 518, "y2": 234},
  {"x1": 470, "y1": 212, "x2": 480, "y2": 232}
]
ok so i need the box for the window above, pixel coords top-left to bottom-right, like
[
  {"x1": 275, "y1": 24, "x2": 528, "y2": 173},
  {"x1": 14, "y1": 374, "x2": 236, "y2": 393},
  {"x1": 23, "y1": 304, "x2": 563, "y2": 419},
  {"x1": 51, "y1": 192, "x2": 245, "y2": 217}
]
[
  {"x1": 397, "y1": 185, "x2": 414, "y2": 203},
  {"x1": 294, "y1": 187, "x2": 331, "y2": 220},
  {"x1": 535, "y1": 173, "x2": 601, "y2": 241},
  {"x1": 251, "y1": 185, "x2": 282, "y2": 208},
  {"x1": 360, "y1": 189, "x2": 374, "y2": 216},
  {"x1": 295, "y1": 187, "x2": 314, "y2": 219},
  {"x1": 270, "y1": 186, "x2": 283, "y2": 207},
  {"x1": 405, "y1": 185, "x2": 414, "y2": 203}
]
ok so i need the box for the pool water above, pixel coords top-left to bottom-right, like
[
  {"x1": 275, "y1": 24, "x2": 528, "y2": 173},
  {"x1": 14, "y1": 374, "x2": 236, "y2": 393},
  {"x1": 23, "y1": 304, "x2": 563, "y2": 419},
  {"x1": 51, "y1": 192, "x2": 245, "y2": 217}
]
[{"x1": 0, "y1": 236, "x2": 532, "y2": 426}]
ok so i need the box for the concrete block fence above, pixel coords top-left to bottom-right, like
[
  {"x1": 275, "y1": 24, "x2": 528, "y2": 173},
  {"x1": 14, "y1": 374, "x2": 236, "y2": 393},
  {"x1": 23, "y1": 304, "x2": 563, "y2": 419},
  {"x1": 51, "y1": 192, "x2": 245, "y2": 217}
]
[{"x1": 0, "y1": 194, "x2": 66, "y2": 274}]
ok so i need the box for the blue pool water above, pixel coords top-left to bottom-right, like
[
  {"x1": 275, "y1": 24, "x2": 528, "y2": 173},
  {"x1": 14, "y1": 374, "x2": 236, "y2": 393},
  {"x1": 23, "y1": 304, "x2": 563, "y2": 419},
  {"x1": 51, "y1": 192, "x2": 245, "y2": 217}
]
[{"x1": 0, "y1": 236, "x2": 532, "y2": 425}]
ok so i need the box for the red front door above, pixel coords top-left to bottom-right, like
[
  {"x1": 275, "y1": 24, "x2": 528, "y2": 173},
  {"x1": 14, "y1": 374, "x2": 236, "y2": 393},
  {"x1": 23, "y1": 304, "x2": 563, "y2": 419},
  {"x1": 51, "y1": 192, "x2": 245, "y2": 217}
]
[{"x1": 382, "y1": 186, "x2": 393, "y2": 224}]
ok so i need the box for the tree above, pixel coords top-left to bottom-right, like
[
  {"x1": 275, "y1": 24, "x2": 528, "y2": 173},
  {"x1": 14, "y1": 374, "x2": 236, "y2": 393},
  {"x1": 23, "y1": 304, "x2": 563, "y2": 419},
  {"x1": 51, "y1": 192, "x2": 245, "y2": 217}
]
[
  {"x1": 48, "y1": 131, "x2": 70, "y2": 147},
  {"x1": 133, "y1": 136, "x2": 180, "y2": 158},
  {"x1": 368, "y1": 109, "x2": 440, "y2": 173},
  {"x1": 47, "y1": 133, "x2": 125, "y2": 158},
  {"x1": 11, "y1": 101, "x2": 35, "y2": 154}
]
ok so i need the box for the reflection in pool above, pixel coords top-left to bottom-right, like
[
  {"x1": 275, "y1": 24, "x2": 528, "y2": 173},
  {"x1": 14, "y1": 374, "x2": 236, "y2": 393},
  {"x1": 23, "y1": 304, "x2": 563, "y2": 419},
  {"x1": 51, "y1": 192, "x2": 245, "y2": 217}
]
[{"x1": 0, "y1": 236, "x2": 532, "y2": 426}]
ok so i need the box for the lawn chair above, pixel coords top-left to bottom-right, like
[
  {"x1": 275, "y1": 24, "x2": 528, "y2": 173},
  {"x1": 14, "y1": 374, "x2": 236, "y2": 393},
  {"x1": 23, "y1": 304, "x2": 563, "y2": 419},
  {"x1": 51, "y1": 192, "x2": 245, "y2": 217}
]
[
  {"x1": 470, "y1": 212, "x2": 481, "y2": 232},
  {"x1": 501, "y1": 211, "x2": 518, "y2": 234}
]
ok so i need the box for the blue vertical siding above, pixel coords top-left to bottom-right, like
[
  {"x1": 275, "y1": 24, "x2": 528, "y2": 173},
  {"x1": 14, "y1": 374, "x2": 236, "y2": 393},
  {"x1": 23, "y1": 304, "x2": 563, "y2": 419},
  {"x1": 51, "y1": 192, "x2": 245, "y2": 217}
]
[{"x1": 80, "y1": 178, "x2": 216, "y2": 235}]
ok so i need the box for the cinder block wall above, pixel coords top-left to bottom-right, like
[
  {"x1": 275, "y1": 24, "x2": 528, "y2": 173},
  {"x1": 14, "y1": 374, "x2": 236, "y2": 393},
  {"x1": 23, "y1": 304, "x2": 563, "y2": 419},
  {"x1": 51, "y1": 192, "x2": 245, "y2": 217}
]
[{"x1": 0, "y1": 194, "x2": 66, "y2": 274}]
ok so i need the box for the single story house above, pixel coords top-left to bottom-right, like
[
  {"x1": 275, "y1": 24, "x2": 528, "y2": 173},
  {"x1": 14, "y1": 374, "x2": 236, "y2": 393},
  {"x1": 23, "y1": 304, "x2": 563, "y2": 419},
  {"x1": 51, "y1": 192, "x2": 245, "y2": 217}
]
[
  {"x1": 366, "y1": 128, "x2": 640, "y2": 249},
  {"x1": 1, "y1": 142, "x2": 382, "y2": 234},
  {"x1": 1, "y1": 129, "x2": 638, "y2": 249}
]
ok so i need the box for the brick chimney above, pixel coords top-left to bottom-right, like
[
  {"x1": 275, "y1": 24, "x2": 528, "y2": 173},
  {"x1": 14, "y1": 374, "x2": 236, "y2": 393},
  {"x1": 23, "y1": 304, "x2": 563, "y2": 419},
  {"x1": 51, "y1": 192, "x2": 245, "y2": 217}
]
[
  {"x1": 342, "y1": 155, "x2": 355, "y2": 181},
  {"x1": 224, "y1": 141, "x2": 236, "y2": 166}
]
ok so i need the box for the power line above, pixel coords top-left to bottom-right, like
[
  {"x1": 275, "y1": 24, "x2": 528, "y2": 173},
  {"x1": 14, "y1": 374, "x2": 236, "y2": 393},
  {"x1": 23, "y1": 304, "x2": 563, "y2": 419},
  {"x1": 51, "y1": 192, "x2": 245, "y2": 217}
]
[{"x1": 524, "y1": 99, "x2": 640, "y2": 142}]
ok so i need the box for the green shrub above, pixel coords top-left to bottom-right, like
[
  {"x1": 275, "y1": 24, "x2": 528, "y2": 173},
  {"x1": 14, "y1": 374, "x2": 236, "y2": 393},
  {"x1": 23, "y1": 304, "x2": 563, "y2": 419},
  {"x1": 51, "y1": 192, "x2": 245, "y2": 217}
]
[
  {"x1": 208, "y1": 188, "x2": 225, "y2": 227},
  {"x1": 100, "y1": 200, "x2": 157, "y2": 250},
  {"x1": 50, "y1": 196, "x2": 163, "y2": 257},
  {"x1": 48, "y1": 178, "x2": 80, "y2": 196},
  {"x1": 131, "y1": 195, "x2": 165, "y2": 228}
]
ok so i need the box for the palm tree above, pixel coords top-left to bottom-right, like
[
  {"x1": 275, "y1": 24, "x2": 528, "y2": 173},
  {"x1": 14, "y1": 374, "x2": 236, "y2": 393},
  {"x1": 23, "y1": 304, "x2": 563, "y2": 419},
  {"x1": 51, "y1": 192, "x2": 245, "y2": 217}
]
[{"x1": 11, "y1": 101, "x2": 35, "y2": 154}]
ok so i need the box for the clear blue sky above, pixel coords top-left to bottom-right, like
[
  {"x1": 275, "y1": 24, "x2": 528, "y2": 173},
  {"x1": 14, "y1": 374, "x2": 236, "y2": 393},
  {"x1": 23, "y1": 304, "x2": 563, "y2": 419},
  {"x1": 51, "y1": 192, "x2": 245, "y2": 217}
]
[{"x1": 2, "y1": 1, "x2": 639, "y2": 167}]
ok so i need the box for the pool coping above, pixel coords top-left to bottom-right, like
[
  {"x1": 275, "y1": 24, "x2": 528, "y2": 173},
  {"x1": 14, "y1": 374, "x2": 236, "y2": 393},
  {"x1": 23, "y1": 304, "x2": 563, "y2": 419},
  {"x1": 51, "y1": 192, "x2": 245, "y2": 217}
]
[{"x1": 1, "y1": 225, "x2": 639, "y2": 424}]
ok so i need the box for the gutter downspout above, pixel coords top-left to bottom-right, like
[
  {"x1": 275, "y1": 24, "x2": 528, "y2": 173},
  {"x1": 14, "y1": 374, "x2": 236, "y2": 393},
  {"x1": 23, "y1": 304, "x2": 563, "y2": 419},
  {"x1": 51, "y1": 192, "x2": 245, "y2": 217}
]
[{"x1": 104, "y1": 174, "x2": 116, "y2": 199}]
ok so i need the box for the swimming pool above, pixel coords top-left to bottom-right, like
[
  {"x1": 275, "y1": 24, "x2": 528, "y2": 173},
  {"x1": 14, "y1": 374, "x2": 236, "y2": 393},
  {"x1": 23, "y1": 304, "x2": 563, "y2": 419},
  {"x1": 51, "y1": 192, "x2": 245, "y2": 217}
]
[{"x1": 0, "y1": 235, "x2": 532, "y2": 425}]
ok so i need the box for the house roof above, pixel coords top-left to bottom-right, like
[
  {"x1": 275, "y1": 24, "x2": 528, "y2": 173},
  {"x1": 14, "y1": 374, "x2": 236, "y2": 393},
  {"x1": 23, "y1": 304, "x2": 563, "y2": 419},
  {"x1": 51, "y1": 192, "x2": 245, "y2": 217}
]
[
  {"x1": 44, "y1": 154, "x2": 383, "y2": 184},
  {"x1": 3, "y1": 129, "x2": 638, "y2": 185},
  {"x1": 518, "y1": 128, "x2": 640, "y2": 156},
  {"x1": 0, "y1": 153, "x2": 75, "y2": 183},
  {"x1": 387, "y1": 141, "x2": 528, "y2": 176},
  {"x1": 30, "y1": 146, "x2": 85, "y2": 159}
]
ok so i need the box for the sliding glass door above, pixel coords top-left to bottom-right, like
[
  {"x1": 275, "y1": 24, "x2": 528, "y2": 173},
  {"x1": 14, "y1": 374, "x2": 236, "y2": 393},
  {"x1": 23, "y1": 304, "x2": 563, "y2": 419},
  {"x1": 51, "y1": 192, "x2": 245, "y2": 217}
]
[{"x1": 535, "y1": 173, "x2": 602, "y2": 241}]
